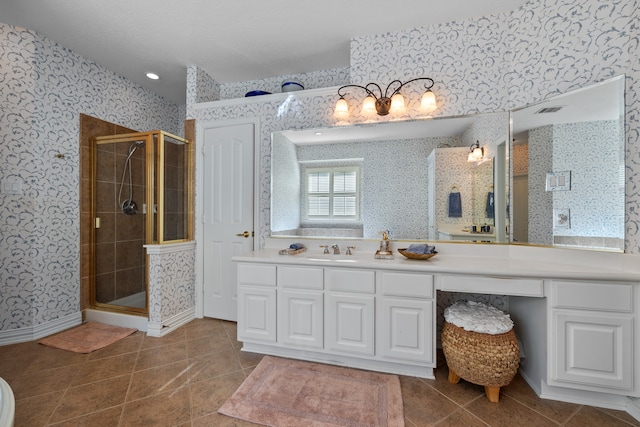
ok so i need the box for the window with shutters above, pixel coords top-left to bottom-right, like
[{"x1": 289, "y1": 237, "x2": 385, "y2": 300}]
[{"x1": 305, "y1": 166, "x2": 360, "y2": 221}]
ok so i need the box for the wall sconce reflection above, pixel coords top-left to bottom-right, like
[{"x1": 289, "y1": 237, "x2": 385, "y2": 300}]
[
  {"x1": 467, "y1": 141, "x2": 484, "y2": 162},
  {"x1": 335, "y1": 77, "x2": 436, "y2": 118}
]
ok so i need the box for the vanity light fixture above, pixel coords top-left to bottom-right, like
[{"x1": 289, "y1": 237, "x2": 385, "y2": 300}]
[
  {"x1": 467, "y1": 141, "x2": 484, "y2": 162},
  {"x1": 335, "y1": 77, "x2": 436, "y2": 117}
]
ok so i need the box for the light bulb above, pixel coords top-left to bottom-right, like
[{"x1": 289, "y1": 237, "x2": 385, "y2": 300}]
[
  {"x1": 362, "y1": 96, "x2": 376, "y2": 115},
  {"x1": 334, "y1": 97, "x2": 349, "y2": 118},
  {"x1": 420, "y1": 89, "x2": 436, "y2": 112},
  {"x1": 389, "y1": 93, "x2": 406, "y2": 114}
]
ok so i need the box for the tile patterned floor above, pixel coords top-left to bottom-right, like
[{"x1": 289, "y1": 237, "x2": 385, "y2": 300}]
[{"x1": 1, "y1": 318, "x2": 638, "y2": 426}]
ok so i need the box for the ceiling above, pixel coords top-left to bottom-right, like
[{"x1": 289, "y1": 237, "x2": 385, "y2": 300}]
[{"x1": 0, "y1": 0, "x2": 529, "y2": 104}]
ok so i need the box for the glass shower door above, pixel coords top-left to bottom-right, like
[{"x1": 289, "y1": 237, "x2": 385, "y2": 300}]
[{"x1": 92, "y1": 135, "x2": 148, "y2": 312}]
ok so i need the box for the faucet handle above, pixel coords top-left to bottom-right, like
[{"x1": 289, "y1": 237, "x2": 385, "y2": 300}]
[
  {"x1": 346, "y1": 245, "x2": 355, "y2": 255},
  {"x1": 319, "y1": 244, "x2": 330, "y2": 254}
]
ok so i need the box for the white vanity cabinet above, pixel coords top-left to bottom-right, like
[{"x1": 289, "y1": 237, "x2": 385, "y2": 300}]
[
  {"x1": 549, "y1": 280, "x2": 635, "y2": 394},
  {"x1": 277, "y1": 266, "x2": 324, "y2": 349},
  {"x1": 236, "y1": 260, "x2": 437, "y2": 378},
  {"x1": 378, "y1": 271, "x2": 435, "y2": 364},
  {"x1": 325, "y1": 268, "x2": 376, "y2": 356},
  {"x1": 237, "y1": 263, "x2": 277, "y2": 343}
]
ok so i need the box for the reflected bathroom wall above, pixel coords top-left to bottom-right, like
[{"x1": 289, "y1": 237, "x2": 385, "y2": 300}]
[{"x1": 512, "y1": 75, "x2": 625, "y2": 251}]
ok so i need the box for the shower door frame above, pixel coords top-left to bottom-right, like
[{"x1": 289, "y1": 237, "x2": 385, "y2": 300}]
[{"x1": 90, "y1": 130, "x2": 192, "y2": 315}]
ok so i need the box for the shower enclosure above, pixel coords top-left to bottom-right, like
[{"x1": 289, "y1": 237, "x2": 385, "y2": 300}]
[{"x1": 90, "y1": 130, "x2": 192, "y2": 315}]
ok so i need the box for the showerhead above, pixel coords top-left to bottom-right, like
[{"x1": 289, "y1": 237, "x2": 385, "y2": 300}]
[{"x1": 128, "y1": 140, "x2": 145, "y2": 155}]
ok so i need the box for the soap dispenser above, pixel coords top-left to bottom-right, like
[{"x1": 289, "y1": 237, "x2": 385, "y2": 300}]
[{"x1": 375, "y1": 230, "x2": 394, "y2": 259}]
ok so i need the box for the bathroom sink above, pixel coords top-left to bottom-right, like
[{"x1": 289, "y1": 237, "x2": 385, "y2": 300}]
[{"x1": 303, "y1": 255, "x2": 360, "y2": 262}]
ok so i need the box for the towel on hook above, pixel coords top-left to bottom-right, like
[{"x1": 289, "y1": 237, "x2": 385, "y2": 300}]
[
  {"x1": 448, "y1": 192, "x2": 462, "y2": 218},
  {"x1": 486, "y1": 192, "x2": 494, "y2": 219}
]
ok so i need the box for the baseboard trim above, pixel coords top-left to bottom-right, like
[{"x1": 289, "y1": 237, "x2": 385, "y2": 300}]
[
  {"x1": 0, "y1": 312, "x2": 82, "y2": 345},
  {"x1": 627, "y1": 397, "x2": 640, "y2": 422},
  {"x1": 147, "y1": 307, "x2": 195, "y2": 337},
  {"x1": 84, "y1": 309, "x2": 148, "y2": 332}
]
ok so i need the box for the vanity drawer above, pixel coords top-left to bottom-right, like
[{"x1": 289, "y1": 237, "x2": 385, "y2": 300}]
[
  {"x1": 237, "y1": 263, "x2": 276, "y2": 287},
  {"x1": 278, "y1": 266, "x2": 323, "y2": 290},
  {"x1": 552, "y1": 280, "x2": 633, "y2": 312},
  {"x1": 438, "y1": 274, "x2": 543, "y2": 297},
  {"x1": 327, "y1": 269, "x2": 375, "y2": 293},
  {"x1": 380, "y1": 272, "x2": 434, "y2": 298}
]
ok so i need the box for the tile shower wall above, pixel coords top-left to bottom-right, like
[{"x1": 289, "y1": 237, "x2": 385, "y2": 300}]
[
  {"x1": 84, "y1": 116, "x2": 146, "y2": 307},
  {"x1": 164, "y1": 140, "x2": 187, "y2": 241},
  {"x1": 0, "y1": 23, "x2": 182, "y2": 334},
  {"x1": 188, "y1": 0, "x2": 638, "y2": 254}
]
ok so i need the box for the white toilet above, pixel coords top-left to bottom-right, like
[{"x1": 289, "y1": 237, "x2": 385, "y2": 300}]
[{"x1": 0, "y1": 378, "x2": 14, "y2": 427}]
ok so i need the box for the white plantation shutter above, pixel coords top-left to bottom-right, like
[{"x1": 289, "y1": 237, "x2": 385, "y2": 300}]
[{"x1": 306, "y1": 167, "x2": 359, "y2": 220}]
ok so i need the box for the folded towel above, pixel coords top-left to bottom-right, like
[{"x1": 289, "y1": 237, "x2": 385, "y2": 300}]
[
  {"x1": 406, "y1": 244, "x2": 436, "y2": 254},
  {"x1": 448, "y1": 192, "x2": 462, "y2": 218},
  {"x1": 485, "y1": 191, "x2": 494, "y2": 219},
  {"x1": 289, "y1": 243, "x2": 306, "y2": 250},
  {"x1": 444, "y1": 301, "x2": 513, "y2": 335}
]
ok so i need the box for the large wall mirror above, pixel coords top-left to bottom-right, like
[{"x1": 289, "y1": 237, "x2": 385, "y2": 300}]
[
  {"x1": 271, "y1": 112, "x2": 509, "y2": 241},
  {"x1": 511, "y1": 75, "x2": 625, "y2": 252}
]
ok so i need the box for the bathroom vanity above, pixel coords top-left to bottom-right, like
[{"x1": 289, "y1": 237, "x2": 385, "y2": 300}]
[
  {"x1": 437, "y1": 224, "x2": 496, "y2": 242},
  {"x1": 233, "y1": 241, "x2": 640, "y2": 415}
]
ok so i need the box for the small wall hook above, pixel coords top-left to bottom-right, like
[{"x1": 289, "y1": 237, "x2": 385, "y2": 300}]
[{"x1": 55, "y1": 153, "x2": 65, "y2": 159}]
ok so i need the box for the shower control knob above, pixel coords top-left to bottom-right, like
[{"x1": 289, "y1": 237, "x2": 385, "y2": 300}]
[{"x1": 236, "y1": 231, "x2": 251, "y2": 238}]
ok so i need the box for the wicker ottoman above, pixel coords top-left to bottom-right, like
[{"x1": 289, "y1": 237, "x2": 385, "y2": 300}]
[{"x1": 441, "y1": 302, "x2": 520, "y2": 403}]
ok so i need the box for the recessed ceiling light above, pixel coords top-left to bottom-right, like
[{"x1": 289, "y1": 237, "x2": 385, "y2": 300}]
[
  {"x1": 315, "y1": 132, "x2": 323, "y2": 136},
  {"x1": 146, "y1": 72, "x2": 160, "y2": 80}
]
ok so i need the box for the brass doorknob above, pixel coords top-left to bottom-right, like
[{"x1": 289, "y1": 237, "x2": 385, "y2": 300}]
[{"x1": 236, "y1": 231, "x2": 250, "y2": 238}]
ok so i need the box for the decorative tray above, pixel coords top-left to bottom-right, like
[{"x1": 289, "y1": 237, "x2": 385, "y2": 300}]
[
  {"x1": 397, "y1": 249, "x2": 438, "y2": 260},
  {"x1": 278, "y1": 247, "x2": 306, "y2": 255}
]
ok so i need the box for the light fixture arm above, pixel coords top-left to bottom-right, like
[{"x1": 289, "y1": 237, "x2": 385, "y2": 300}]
[{"x1": 337, "y1": 77, "x2": 435, "y2": 116}]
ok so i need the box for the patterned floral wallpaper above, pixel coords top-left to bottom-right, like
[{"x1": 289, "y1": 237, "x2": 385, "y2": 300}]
[
  {"x1": 0, "y1": 23, "x2": 182, "y2": 333},
  {"x1": 2, "y1": 0, "x2": 637, "y2": 337},
  {"x1": 147, "y1": 244, "x2": 196, "y2": 324},
  {"x1": 188, "y1": 0, "x2": 638, "y2": 255}
]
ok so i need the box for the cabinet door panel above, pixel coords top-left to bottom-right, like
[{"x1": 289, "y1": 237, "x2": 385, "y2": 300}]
[
  {"x1": 327, "y1": 293, "x2": 375, "y2": 356},
  {"x1": 237, "y1": 286, "x2": 276, "y2": 343},
  {"x1": 381, "y1": 298, "x2": 433, "y2": 363},
  {"x1": 552, "y1": 311, "x2": 633, "y2": 391},
  {"x1": 278, "y1": 289, "x2": 324, "y2": 349}
]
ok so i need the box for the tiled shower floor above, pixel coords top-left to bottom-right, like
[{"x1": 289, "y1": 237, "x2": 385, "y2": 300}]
[{"x1": 1, "y1": 318, "x2": 638, "y2": 426}]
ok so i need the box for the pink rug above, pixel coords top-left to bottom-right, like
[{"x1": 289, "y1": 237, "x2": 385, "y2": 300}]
[
  {"x1": 219, "y1": 356, "x2": 404, "y2": 426},
  {"x1": 38, "y1": 322, "x2": 137, "y2": 353}
]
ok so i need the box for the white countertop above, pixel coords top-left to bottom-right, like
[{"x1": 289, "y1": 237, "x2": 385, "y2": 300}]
[{"x1": 233, "y1": 242, "x2": 640, "y2": 282}]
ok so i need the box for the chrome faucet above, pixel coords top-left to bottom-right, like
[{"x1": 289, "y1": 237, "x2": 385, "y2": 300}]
[
  {"x1": 331, "y1": 244, "x2": 340, "y2": 255},
  {"x1": 346, "y1": 245, "x2": 355, "y2": 255},
  {"x1": 320, "y1": 245, "x2": 330, "y2": 254}
]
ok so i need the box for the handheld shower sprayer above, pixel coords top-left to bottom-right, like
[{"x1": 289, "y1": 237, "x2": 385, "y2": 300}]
[{"x1": 118, "y1": 141, "x2": 145, "y2": 215}]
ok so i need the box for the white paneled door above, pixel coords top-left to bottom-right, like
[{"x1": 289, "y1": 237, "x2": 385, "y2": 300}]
[{"x1": 203, "y1": 123, "x2": 255, "y2": 321}]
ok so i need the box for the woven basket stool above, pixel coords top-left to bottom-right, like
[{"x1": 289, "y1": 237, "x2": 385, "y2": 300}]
[{"x1": 441, "y1": 305, "x2": 520, "y2": 403}]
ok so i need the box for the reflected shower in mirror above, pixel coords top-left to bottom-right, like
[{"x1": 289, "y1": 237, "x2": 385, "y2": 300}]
[
  {"x1": 511, "y1": 75, "x2": 625, "y2": 251},
  {"x1": 271, "y1": 112, "x2": 508, "y2": 241}
]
